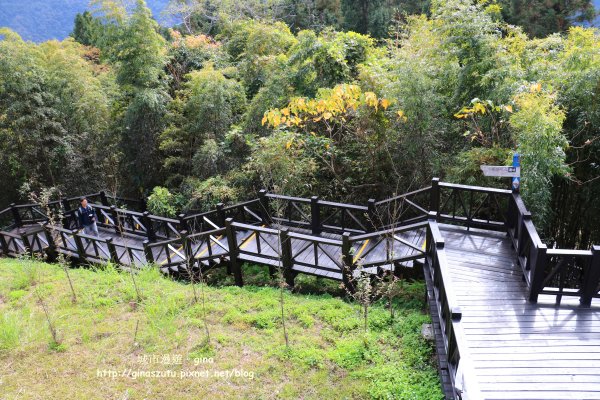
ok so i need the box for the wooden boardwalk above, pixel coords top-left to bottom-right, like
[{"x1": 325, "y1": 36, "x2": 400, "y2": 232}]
[
  {"x1": 442, "y1": 225, "x2": 600, "y2": 399},
  {"x1": 1, "y1": 180, "x2": 599, "y2": 399}
]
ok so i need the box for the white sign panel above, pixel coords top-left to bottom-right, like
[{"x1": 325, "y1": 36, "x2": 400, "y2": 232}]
[{"x1": 480, "y1": 165, "x2": 520, "y2": 178}]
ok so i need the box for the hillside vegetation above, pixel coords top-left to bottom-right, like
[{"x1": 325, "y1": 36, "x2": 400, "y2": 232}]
[{"x1": 0, "y1": 258, "x2": 442, "y2": 399}]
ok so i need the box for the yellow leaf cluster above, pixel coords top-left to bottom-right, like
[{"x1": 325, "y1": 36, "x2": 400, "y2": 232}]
[
  {"x1": 397, "y1": 110, "x2": 408, "y2": 122},
  {"x1": 530, "y1": 82, "x2": 542, "y2": 93},
  {"x1": 262, "y1": 84, "x2": 392, "y2": 129}
]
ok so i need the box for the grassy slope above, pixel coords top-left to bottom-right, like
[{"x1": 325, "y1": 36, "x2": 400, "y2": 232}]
[{"x1": 0, "y1": 258, "x2": 442, "y2": 399}]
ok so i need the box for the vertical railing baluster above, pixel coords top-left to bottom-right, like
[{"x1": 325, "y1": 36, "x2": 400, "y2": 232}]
[
  {"x1": 73, "y1": 230, "x2": 86, "y2": 261},
  {"x1": 581, "y1": 246, "x2": 600, "y2": 307},
  {"x1": 279, "y1": 228, "x2": 294, "y2": 287},
  {"x1": 225, "y1": 218, "x2": 243, "y2": 286},
  {"x1": 430, "y1": 178, "x2": 440, "y2": 216},
  {"x1": 216, "y1": 203, "x2": 226, "y2": 227},
  {"x1": 143, "y1": 240, "x2": 154, "y2": 265},
  {"x1": 367, "y1": 198, "x2": 376, "y2": 232},
  {"x1": 106, "y1": 238, "x2": 119, "y2": 265},
  {"x1": 342, "y1": 233, "x2": 355, "y2": 292},
  {"x1": 311, "y1": 196, "x2": 320, "y2": 234},
  {"x1": 529, "y1": 244, "x2": 548, "y2": 303}
]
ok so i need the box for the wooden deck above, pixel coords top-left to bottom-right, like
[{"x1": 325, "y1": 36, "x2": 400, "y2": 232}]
[
  {"x1": 2, "y1": 181, "x2": 600, "y2": 399},
  {"x1": 442, "y1": 225, "x2": 600, "y2": 400},
  {"x1": 7, "y1": 224, "x2": 425, "y2": 280}
]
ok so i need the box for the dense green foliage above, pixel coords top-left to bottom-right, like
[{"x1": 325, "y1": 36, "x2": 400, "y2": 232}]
[
  {"x1": 1, "y1": 0, "x2": 599, "y2": 248},
  {"x1": 164, "y1": 0, "x2": 597, "y2": 39}
]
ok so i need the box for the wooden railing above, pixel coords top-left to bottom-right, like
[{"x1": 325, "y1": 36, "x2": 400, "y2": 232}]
[
  {"x1": 348, "y1": 221, "x2": 427, "y2": 268},
  {"x1": 424, "y1": 216, "x2": 483, "y2": 400},
  {"x1": 264, "y1": 193, "x2": 313, "y2": 230},
  {"x1": 425, "y1": 218, "x2": 461, "y2": 387},
  {"x1": 505, "y1": 191, "x2": 600, "y2": 306},
  {"x1": 372, "y1": 186, "x2": 431, "y2": 229},
  {"x1": 145, "y1": 235, "x2": 185, "y2": 270},
  {"x1": 263, "y1": 193, "x2": 371, "y2": 234},
  {"x1": 318, "y1": 200, "x2": 369, "y2": 234},
  {"x1": 433, "y1": 179, "x2": 511, "y2": 231},
  {"x1": 186, "y1": 227, "x2": 228, "y2": 267},
  {"x1": 180, "y1": 209, "x2": 222, "y2": 234},
  {"x1": 0, "y1": 229, "x2": 28, "y2": 256},
  {"x1": 2, "y1": 179, "x2": 598, "y2": 310},
  {"x1": 83, "y1": 204, "x2": 181, "y2": 241}
]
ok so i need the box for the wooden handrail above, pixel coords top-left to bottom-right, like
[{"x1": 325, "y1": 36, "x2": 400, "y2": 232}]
[
  {"x1": 317, "y1": 200, "x2": 368, "y2": 211},
  {"x1": 287, "y1": 231, "x2": 343, "y2": 246},
  {"x1": 438, "y1": 182, "x2": 512, "y2": 195},
  {"x1": 231, "y1": 221, "x2": 279, "y2": 235},
  {"x1": 265, "y1": 193, "x2": 311, "y2": 203},
  {"x1": 349, "y1": 220, "x2": 428, "y2": 242},
  {"x1": 221, "y1": 198, "x2": 260, "y2": 211},
  {"x1": 546, "y1": 248, "x2": 592, "y2": 257},
  {"x1": 374, "y1": 186, "x2": 432, "y2": 206}
]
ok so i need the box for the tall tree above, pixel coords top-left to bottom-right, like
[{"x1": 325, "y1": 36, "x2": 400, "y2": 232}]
[
  {"x1": 93, "y1": 0, "x2": 170, "y2": 194},
  {"x1": 0, "y1": 29, "x2": 115, "y2": 204},
  {"x1": 500, "y1": 0, "x2": 596, "y2": 38},
  {"x1": 71, "y1": 11, "x2": 102, "y2": 46}
]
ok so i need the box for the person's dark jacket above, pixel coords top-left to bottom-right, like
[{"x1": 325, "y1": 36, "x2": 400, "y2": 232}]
[{"x1": 78, "y1": 205, "x2": 96, "y2": 227}]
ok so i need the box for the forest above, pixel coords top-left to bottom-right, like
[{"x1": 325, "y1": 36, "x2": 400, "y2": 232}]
[{"x1": 0, "y1": 0, "x2": 599, "y2": 249}]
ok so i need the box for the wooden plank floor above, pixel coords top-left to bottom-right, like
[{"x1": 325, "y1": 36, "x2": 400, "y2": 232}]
[{"x1": 440, "y1": 224, "x2": 600, "y2": 400}]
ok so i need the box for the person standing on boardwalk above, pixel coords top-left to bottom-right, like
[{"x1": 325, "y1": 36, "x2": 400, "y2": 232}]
[{"x1": 78, "y1": 197, "x2": 99, "y2": 236}]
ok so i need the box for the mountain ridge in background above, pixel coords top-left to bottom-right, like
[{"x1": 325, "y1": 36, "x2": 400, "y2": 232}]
[
  {"x1": 0, "y1": 0, "x2": 599, "y2": 43},
  {"x1": 0, "y1": 0, "x2": 171, "y2": 42}
]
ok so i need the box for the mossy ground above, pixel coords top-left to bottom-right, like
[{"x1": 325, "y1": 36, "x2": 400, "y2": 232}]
[{"x1": 0, "y1": 258, "x2": 442, "y2": 399}]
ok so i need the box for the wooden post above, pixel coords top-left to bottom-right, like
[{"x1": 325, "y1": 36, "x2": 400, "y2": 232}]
[
  {"x1": 0, "y1": 233, "x2": 9, "y2": 255},
  {"x1": 311, "y1": 196, "x2": 321, "y2": 234},
  {"x1": 42, "y1": 222, "x2": 57, "y2": 262},
  {"x1": 10, "y1": 204, "x2": 22, "y2": 228},
  {"x1": 225, "y1": 218, "x2": 243, "y2": 286},
  {"x1": 20, "y1": 232, "x2": 32, "y2": 256},
  {"x1": 61, "y1": 198, "x2": 71, "y2": 213},
  {"x1": 143, "y1": 239, "x2": 155, "y2": 265},
  {"x1": 140, "y1": 197, "x2": 148, "y2": 213},
  {"x1": 580, "y1": 245, "x2": 600, "y2": 307},
  {"x1": 342, "y1": 232, "x2": 355, "y2": 293},
  {"x1": 142, "y1": 211, "x2": 156, "y2": 242},
  {"x1": 99, "y1": 191, "x2": 110, "y2": 207},
  {"x1": 106, "y1": 238, "x2": 119, "y2": 265},
  {"x1": 72, "y1": 229, "x2": 86, "y2": 261},
  {"x1": 367, "y1": 199, "x2": 376, "y2": 232},
  {"x1": 216, "y1": 203, "x2": 226, "y2": 227},
  {"x1": 110, "y1": 205, "x2": 121, "y2": 234},
  {"x1": 517, "y1": 211, "x2": 532, "y2": 262},
  {"x1": 259, "y1": 190, "x2": 271, "y2": 225},
  {"x1": 279, "y1": 228, "x2": 295, "y2": 288},
  {"x1": 430, "y1": 178, "x2": 440, "y2": 216},
  {"x1": 528, "y1": 243, "x2": 547, "y2": 303},
  {"x1": 61, "y1": 199, "x2": 73, "y2": 229},
  {"x1": 178, "y1": 213, "x2": 189, "y2": 233},
  {"x1": 182, "y1": 232, "x2": 194, "y2": 274}
]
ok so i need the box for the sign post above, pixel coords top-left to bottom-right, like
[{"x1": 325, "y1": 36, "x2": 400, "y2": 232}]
[
  {"x1": 480, "y1": 152, "x2": 521, "y2": 192},
  {"x1": 511, "y1": 153, "x2": 520, "y2": 192}
]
